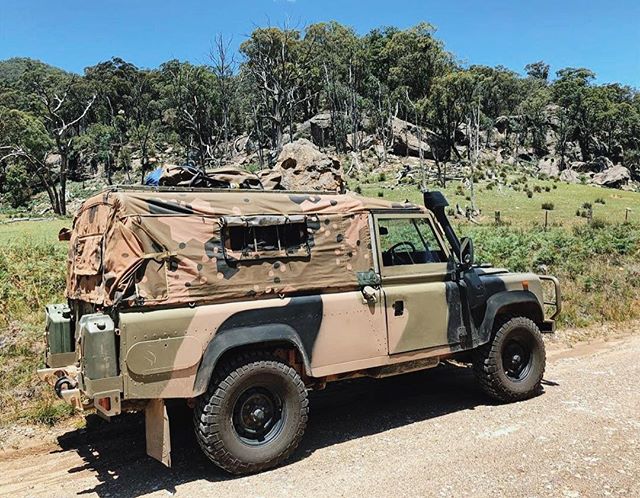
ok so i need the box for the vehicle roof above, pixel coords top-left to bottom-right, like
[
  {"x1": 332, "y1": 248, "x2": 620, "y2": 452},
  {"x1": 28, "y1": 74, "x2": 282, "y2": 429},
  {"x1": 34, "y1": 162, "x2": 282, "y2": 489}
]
[{"x1": 94, "y1": 186, "x2": 425, "y2": 218}]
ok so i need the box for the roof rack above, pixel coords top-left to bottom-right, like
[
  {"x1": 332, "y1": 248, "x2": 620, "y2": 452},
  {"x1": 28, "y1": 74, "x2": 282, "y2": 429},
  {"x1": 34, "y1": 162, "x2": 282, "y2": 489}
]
[{"x1": 108, "y1": 185, "x2": 342, "y2": 195}]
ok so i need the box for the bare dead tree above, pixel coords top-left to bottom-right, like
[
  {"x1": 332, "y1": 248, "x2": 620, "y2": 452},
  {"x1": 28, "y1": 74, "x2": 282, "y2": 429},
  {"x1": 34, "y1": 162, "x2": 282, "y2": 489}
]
[
  {"x1": 210, "y1": 34, "x2": 238, "y2": 162},
  {"x1": 467, "y1": 100, "x2": 481, "y2": 213},
  {"x1": 404, "y1": 88, "x2": 426, "y2": 189},
  {"x1": 241, "y1": 24, "x2": 317, "y2": 158}
]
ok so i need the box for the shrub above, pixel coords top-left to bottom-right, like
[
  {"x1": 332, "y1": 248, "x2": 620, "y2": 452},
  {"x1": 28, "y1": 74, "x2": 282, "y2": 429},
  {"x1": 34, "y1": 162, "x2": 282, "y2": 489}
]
[
  {"x1": 378, "y1": 172, "x2": 386, "y2": 182},
  {"x1": 377, "y1": 191, "x2": 384, "y2": 197},
  {"x1": 582, "y1": 202, "x2": 592, "y2": 209},
  {"x1": 594, "y1": 197, "x2": 606, "y2": 205},
  {"x1": 26, "y1": 399, "x2": 75, "y2": 426},
  {"x1": 526, "y1": 189, "x2": 533, "y2": 198},
  {"x1": 4, "y1": 164, "x2": 33, "y2": 208},
  {"x1": 533, "y1": 185, "x2": 542, "y2": 193},
  {"x1": 466, "y1": 223, "x2": 640, "y2": 327},
  {"x1": 541, "y1": 202, "x2": 554, "y2": 210},
  {"x1": 544, "y1": 186, "x2": 551, "y2": 192},
  {"x1": 244, "y1": 162, "x2": 260, "y2": 174},
  {"x1": 354, "y1": 185, "x2": 362, "y2": 194}
]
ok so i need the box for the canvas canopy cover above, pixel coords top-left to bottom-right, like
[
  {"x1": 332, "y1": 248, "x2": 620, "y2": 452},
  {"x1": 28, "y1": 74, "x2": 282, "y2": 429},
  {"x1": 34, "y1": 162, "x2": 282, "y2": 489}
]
[{"x1": 65, "y1": 188, "x2": 422, "y2": 308}]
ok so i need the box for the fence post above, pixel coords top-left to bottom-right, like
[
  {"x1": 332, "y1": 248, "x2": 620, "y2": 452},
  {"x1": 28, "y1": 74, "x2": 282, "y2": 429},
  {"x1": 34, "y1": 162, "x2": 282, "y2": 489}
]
[
  {"x1": 625, "y1": 208, "x2": 631, "y2": 222},
  {"x1": 495, "y1": 211, "x2": 501, "y2": 224},
  {"x1": 544, "y1": 209, "x2": 549, "y2": 230}
]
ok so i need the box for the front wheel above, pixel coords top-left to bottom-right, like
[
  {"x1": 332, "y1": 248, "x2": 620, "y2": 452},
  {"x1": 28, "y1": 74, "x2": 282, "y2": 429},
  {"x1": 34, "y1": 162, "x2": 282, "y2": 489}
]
[
  {"x1": 194, "y1": 352, "x2": 308, "y2": 475},
  {"x1": 473, "y1": 316, "x2": 546, "y2": 402}
]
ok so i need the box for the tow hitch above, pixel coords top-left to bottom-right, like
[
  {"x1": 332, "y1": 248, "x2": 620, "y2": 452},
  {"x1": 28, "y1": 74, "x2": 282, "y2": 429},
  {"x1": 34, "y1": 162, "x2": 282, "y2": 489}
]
[{"x1": 37, "y1": 366, "x2": 83, "y2": 411}]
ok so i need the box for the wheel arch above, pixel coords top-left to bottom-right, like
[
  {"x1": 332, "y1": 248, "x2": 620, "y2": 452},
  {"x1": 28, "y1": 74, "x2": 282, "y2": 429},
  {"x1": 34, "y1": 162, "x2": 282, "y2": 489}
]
[
  {"x1": 193, "y1": 324, "x2": 312, "y2": 396},
  {"x1": 478, "y1": 290, "x2": 544, "y2": 345}
]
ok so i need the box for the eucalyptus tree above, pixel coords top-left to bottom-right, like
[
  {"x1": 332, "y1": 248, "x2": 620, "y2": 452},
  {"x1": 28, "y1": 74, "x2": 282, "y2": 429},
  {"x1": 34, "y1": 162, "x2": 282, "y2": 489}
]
[
  {"x1": 159, "y1": 60, "x2": 223, "y2": 167},
  {"x1": 17, "y1": 62, "x2": 96, "y2": 213},
  {"x1": 240, "y1": 27, "x2": 309, "y2": 154}
]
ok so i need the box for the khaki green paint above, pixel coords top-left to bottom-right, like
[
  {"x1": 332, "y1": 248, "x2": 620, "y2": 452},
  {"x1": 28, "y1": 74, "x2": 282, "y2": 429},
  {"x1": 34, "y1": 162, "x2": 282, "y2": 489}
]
[
  {"x1": 384, "y1": 282, "x2": 450, "y2": 354},
  {"x1": 125, "y1": 336, "x2": 203, "y2": 376},
  {"x1": 371, "y1": 213, "x2": 452, "y2": 355}
]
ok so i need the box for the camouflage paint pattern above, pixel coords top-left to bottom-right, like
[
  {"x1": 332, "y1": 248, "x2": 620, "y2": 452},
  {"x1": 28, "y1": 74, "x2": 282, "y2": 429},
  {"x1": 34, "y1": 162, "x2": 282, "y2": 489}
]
[
  {"x1": 61, "y1": 187, "x2": 553, "y2": 404},
  {"x1": 66, "y1": 189, "x2": 421, "y2": 308}
]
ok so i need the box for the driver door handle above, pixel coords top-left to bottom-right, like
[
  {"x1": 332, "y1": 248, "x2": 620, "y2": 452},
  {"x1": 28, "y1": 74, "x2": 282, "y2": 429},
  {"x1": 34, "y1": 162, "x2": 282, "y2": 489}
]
[{"x1": 393, "y1": 300, "x2": 404, "y2": 316}]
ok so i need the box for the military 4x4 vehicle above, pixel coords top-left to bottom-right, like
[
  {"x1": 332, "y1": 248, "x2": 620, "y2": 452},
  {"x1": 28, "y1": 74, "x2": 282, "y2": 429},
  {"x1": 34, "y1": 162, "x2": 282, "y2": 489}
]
[{"x1": 38, "y1": 187, "x2": 560, "y2": 474}]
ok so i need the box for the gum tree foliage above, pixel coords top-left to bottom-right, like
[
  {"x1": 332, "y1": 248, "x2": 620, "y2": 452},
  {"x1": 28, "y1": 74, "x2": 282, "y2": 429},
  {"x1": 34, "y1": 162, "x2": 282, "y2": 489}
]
[
  {"x1": 158, "y1": 60, "x2": 223, "y2": 167},
  {"x1": 0, "y1": 108, "x2": 59, "y2": 211},
  {"x1": 0, "y1": 22, "x2": 639, "y2": 211},
  {"x1": 239, "y1": 27, "x2": 310, "y2": 154}
]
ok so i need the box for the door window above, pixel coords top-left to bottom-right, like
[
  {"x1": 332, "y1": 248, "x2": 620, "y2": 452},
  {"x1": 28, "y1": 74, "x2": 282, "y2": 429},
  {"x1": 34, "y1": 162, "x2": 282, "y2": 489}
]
[{"x1": 378, "y1": 218, "x2": 447, "y2": 266}]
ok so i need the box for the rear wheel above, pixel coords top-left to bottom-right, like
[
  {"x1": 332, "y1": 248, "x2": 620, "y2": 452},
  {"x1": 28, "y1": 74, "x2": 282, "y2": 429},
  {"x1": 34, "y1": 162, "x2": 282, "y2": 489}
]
[
  {"x1": 473, "y1": 316, "x2": 546, "y2": 402},
  {"x1": 194, "y1": 352, "x2": 308, "y2": 475}
]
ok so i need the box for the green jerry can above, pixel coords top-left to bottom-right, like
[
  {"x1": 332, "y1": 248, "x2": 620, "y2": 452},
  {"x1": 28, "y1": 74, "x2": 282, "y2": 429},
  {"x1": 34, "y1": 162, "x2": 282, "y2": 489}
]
[
  {"x1": 45, "y1": 304, "x2": 73, "y2": 354},
  {"x1": 80, "y1": 313, "x2": 118, "y2": 380}
]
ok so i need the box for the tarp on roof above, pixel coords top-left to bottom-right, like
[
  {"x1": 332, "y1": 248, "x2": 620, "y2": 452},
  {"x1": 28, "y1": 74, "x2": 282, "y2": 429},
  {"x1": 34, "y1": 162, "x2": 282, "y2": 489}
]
[{"x1": 65, "y1": 188, "x2": 422, "y2": 308}]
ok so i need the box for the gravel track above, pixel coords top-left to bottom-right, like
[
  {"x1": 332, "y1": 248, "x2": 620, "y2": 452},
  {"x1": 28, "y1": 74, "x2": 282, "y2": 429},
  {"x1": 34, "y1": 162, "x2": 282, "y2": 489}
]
[{"x1": 1, "y1": 334, "x2": 638, "y2": 497}]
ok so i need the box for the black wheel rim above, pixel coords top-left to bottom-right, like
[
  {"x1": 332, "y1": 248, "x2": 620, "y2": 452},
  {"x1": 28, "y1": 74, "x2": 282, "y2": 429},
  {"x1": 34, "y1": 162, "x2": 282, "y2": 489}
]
[
  {"x1": 232, "y1": 386, "x2": 284, "y2": 446},
  {"x1": 501, "y1": 330, "x2": 534, "y2": 382}
]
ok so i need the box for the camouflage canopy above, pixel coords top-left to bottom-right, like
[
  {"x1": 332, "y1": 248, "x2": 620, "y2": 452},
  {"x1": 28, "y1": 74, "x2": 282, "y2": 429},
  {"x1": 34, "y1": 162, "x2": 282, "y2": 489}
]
[{"x1": 66, "y1": 187, "x2": 423, "y2": 308}]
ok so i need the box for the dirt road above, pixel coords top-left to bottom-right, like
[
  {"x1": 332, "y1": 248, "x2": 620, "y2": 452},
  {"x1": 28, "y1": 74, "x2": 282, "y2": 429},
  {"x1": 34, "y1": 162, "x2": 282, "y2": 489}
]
[{"x1": 1, "y1": 334, "x2": 638, "y2": 497}]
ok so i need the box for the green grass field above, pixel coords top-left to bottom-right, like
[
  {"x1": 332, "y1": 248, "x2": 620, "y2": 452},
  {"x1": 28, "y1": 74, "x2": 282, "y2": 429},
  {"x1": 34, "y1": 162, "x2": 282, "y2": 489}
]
[
  {"x1": 0, "y1": 217, "x2": 70, "y2": 244},
  {"x1": 357, "y1": 178, "x2": 640, "y2": 227}
]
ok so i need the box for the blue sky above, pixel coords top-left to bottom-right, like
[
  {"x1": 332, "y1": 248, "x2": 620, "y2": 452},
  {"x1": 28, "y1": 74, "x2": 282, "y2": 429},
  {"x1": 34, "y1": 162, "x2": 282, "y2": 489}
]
[{"x1": 1, "y1": 0, "x2": 638, "y2": 86}]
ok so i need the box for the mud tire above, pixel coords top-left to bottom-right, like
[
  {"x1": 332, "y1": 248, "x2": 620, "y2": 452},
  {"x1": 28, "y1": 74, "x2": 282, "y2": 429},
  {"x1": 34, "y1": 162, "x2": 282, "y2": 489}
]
[
  {"x1": 194, "y1": 352, "x2": 308, "y2": 475},
  {"x1": 473, "y1": 316, "x2": 546, "y2": 403}
]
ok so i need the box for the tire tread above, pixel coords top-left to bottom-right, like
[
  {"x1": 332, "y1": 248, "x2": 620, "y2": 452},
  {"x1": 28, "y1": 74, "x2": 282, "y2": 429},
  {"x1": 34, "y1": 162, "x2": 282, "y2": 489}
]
[
  {"x1": 194, "y1": 352, "x2": 308, "y2": 475},
  {"x1": 473, "y1": 316, "x2": 546, "y2": 403}
]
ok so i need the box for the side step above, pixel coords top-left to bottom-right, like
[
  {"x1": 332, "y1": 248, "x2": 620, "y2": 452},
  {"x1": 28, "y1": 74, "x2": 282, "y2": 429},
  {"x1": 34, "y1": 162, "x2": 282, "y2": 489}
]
[{"x1": 365, "y1": 357, "x2": 440, "y2": 378}]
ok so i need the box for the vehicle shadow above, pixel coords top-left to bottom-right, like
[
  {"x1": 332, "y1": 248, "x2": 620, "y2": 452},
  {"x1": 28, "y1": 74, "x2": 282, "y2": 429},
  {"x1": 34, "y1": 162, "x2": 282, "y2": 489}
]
[{"x1": 55, "y1": 362, "x2": 545, "y2": 497}]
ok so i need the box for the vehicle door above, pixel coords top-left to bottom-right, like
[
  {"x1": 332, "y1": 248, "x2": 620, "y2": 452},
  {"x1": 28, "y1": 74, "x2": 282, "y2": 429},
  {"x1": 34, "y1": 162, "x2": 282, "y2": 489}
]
[{"x1": 373, "y1": 213, "x2": 463, "y2": 354}]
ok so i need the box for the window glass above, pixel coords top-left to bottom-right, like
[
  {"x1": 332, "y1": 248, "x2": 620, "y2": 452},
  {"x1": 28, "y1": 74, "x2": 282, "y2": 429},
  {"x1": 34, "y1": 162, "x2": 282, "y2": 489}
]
[{"x1": 378, "y1": 218, "x2": 447, "y2": 266}]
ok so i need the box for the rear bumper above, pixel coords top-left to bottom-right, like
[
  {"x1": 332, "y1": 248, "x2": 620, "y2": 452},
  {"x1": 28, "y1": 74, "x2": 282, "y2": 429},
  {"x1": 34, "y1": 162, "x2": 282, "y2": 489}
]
[{"x1": 37, "y1": 365, "x2": 123, "y2": 418}]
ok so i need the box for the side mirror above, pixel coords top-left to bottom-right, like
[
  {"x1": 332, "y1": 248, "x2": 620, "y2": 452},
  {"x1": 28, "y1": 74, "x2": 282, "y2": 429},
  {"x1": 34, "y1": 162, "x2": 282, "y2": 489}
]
[{"x1": 459, "y1": 237, "x2": 474, "y2": 270}]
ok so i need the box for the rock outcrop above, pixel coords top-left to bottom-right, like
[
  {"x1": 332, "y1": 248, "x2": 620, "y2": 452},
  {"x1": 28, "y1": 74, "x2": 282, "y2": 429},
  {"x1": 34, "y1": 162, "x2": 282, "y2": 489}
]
[
  {"x1": 559, "y1": 169, "x2": 581, "y2": 183},
  {"x1": 538, "y1": 157, "x2": 560, "y2": 178},
  {"x1": 269, "y1": 139, "x2": 344, "y2": 192},
  {"x1": 592, "y1": 165, "x2": 631, "y2": 188},
  {"x1": 391, "y1": 117, "x2": 433, "y2": 159}
]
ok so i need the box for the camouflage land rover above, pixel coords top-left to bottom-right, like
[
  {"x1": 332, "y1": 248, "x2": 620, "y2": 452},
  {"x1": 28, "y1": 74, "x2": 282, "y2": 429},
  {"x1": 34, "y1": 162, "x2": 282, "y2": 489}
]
[{"x1": 38, "y1": 187, "x2": 560, "y2": 474}]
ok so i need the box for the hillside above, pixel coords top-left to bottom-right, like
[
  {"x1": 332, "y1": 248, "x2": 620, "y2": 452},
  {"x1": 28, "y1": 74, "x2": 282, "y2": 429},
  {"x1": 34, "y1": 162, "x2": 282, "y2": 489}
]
[
  {"x1": 0, "y1": 57, "x2": 67, "y2": 84},
  {"x1": 1, "y1": 21, "x2": 639, "y2": 217}
]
